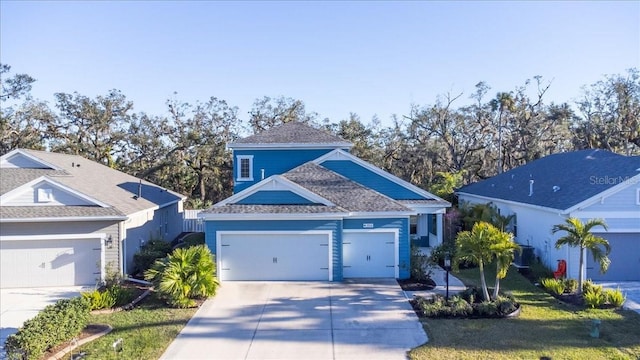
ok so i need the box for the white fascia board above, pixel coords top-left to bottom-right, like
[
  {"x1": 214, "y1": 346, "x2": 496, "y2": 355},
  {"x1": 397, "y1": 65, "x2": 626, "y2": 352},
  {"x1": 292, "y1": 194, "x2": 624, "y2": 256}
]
[
  {"x1": 314, "y1": 149, "x2": 450, "y2": 205},
  {"x1": 347, "y1": 211, "x2": 416, "y2": 218},
  {"x1": 0, "y1": 149, "x2": 62, "y2": 170},
  {"x1": 564, "y1": 173, "x2": 640, "y2": 214},
  {"x1": 0, "y1": 233, "x2": 107, "y2": 241},
  {"x1": 0, "y1": 216, "x2": 127, "y2": 223},
  {"x1": 457, "y1": 192, "x2": 566, "y2": 215},
  {"x1": 404, "y1": 204, "x2": 449, "y2": 214},
  {"x1": 215, "y1": 175, "x2": 334, "y2": 206},
  {"x1": 592, "y1": 228, "x2": 640, "y2": 233},
  {"x1": 570, "y1": 211, "x2": 640, "y2": 219},
  {"x1": 199, "y1": 213, "x2": 346, "y2": 221},
  {"x1": 228, "y1": 143, "x2": 353, "y2": 150},
  {"x1": 0, "y1": 176, "x2": 111, "y2": 207}
]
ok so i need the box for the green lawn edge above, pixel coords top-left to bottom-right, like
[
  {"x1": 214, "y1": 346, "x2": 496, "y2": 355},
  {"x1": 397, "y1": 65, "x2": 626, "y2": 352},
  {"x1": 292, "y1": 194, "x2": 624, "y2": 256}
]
[{"x1": 409, "y1": 265, "x2": 640, "y2": 360}]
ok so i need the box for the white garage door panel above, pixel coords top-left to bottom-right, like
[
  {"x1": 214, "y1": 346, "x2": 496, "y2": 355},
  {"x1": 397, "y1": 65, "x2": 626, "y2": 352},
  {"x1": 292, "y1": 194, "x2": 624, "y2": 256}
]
[
  {"x1": 343, "y1": 232, "x2": 395, "y2": 278},
  {"x1": 587, "y1": 233, "x2": 639, "y2": 281},
  {"x1": 219, "y1": 233, "x2": 329, "y2": 281},
  {"x1": 0, "y1": 239, "x2": 101, "y2": 288}
]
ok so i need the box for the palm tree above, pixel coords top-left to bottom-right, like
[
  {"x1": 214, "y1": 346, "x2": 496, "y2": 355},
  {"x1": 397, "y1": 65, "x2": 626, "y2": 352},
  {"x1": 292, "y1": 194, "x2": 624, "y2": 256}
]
[
  {"x1": 552, "y1": 218, "x2": 610, "y2": 294},
  {"x1": 145, "y1": 245, "x2": 219, "y2": 307},
  {"x1": 456, "y1": 222, "x2": 496, "y2": 301},
  {"x1": 491, "y1": 233, "x2": 520, "y2": 299}
]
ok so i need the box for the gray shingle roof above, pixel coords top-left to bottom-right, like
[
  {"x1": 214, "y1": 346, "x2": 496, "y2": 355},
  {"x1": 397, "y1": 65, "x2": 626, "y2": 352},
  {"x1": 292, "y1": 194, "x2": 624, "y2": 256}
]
[
  {"x1": 0, "y1": 206, "x2": 125, "y2": 219},
  {"x1": 1, "y1": 150, "x2": 187, "y2": 219},
  {"x1": 457, "y1": 149, "x2": 640, "y2": 211},
  {"x1": 204, "y1": 163, "x2": 413, "y2": 216},
  {"x1": 230, "y1": 122, "x2": 352, "y2": 147},
  {"x1": 0, "y1": 168, "x2": 68, "y2": 195},
  {"x1": 283, "y1": 163, "x2": 411, "y2": 213}
]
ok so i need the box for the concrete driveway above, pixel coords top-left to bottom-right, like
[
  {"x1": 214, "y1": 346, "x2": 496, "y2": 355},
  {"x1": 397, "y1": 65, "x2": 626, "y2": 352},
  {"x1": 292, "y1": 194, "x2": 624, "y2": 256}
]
[
  {"x1": 160, "y1": 280, "x2": 427, "y2": 360},
  {"x1": 596, "y1": 281, "x2": 640, "y2": 313},
  {"x1": 0, "y1": 286, "x2": 90, "y2": 354}
]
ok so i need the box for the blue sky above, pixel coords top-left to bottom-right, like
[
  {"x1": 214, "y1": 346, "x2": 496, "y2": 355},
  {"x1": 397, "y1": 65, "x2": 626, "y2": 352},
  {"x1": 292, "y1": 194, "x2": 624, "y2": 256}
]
[{"x1": 1, "y1": 1, "x2": 638, "y2": 126}]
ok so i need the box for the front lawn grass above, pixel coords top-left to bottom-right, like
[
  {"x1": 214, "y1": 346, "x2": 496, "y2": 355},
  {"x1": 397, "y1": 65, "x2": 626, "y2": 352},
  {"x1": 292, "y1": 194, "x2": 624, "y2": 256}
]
[
  {"x1": 62, "y1": 293, "x2": 197, "y2": 360},
  {"x1": 409, "y1": 264, "x2": 640, "y2": 360}
]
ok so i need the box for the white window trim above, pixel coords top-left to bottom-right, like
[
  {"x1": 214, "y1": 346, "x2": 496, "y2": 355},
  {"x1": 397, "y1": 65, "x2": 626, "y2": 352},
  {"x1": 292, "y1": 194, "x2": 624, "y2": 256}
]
[
  {"x1": 236, "y1": 155, "x2": 254, "y2": 181},
  {"x1": 636, "y1": 188, "x2": 640, "y2": 205}
]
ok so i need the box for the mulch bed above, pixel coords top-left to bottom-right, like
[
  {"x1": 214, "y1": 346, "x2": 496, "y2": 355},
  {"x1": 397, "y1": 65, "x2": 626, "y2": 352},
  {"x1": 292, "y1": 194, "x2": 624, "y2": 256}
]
[{"x1": 397, "y1": 278, "x2": 437, "y2": 291}]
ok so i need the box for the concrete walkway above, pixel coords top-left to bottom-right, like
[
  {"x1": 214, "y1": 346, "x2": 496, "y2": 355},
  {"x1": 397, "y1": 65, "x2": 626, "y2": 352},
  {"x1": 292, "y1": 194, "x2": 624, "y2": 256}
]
[
  {"x1": 404, "y1": 265, "x2": 466, "y2": 299},
  {"x1": 161, "y1": 280, "x2": 427, "y2": 360}
]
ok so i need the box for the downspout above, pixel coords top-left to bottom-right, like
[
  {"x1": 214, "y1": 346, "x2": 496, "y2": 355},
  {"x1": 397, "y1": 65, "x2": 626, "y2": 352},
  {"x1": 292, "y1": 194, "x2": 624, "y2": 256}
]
[{"x1": 119, "y1": 221, "x2": 127, "y2": 276}]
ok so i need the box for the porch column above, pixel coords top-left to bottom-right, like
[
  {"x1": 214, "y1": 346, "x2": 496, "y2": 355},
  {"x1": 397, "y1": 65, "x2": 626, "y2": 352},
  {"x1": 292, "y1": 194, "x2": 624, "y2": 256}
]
[
  {"x1": 416, "y1": 214, "x2": 429, "y2": 237},
  {"x1": 436, "y1": 213, "x2": 444, "y2": 246}
]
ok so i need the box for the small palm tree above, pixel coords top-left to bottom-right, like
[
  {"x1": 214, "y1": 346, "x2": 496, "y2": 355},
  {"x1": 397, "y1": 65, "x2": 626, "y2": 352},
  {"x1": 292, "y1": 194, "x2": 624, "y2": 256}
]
[
  {"x1": 145, "y1": 245, "x2": 219, "y2": 307},
  {"x1": 491, "y1": 233, "x2": 520, "y2": 299},
  {"x1": 456, "y1": 222, "x2": 496, "y2": 301},
  {"x1": 552, "y1": 218, "x2": 610, "y2": 294}
]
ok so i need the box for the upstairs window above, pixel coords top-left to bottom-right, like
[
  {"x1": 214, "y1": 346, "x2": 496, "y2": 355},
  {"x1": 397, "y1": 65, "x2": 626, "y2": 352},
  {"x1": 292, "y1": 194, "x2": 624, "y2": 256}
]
[
  {"x1": 37, "y1": 188, "x2": 53, "y2": 203},
  {"x1": 237, "y1": 155, "x2": 254, "y2": 181}
]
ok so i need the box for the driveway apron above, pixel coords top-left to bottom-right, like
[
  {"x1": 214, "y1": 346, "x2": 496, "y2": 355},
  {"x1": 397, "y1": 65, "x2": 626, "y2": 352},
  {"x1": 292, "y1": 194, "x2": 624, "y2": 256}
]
[{"x1": 160, "y1": 280, "x2": 427, "y2": 360}]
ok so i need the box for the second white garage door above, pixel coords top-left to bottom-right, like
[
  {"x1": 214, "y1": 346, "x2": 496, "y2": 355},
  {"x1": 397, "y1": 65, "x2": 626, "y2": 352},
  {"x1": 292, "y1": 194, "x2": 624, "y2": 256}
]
[
  {"x1": 217, "y1": 232, "x2": 331, "y2": 281},
  {"x1": 343, "y1": 231, "x2": 397, "y2": 278},
  {"x1": 0, "y1": 238, "x2": 101, "y2": 288}
]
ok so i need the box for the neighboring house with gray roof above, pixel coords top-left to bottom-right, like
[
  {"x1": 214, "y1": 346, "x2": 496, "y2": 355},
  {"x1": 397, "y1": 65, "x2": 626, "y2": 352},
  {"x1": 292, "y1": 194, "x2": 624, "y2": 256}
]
[
  {"x1": 201, "y1": 122, "x2": 450, "y2": 281},
  {"x1": 457, "y1": 149, "x2": 640, "y2": 281},
  {"x1": 0, "y1": 149, "x2": 187, "y2": 288}
]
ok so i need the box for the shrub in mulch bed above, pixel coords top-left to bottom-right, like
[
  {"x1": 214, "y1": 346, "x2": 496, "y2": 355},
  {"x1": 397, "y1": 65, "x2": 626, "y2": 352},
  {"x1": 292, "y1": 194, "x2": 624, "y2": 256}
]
[{"x1": 410, "y1": 286, "x2": 520, "y2": 319}]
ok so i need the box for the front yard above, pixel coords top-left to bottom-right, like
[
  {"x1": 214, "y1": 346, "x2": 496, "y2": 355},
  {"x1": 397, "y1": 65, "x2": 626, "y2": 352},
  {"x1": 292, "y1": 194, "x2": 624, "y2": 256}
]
[
  {"x1": 60, "y1": 293, "x2": 197, "y2": 360},
  {"x1": 409, "y1": 265, "x2": 640, "y2": 360}
]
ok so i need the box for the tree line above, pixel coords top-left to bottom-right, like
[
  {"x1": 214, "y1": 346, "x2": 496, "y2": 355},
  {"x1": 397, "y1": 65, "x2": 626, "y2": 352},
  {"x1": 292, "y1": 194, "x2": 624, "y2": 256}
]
[{"x1": 2, "y1": 64, "x2": 638, "y2": 207}]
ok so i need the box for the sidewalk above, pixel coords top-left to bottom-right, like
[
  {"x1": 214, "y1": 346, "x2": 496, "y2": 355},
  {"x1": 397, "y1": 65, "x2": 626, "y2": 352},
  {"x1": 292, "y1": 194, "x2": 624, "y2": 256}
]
[{"x1": 404, "y1": 264, "x2": 467, "y2": 299}]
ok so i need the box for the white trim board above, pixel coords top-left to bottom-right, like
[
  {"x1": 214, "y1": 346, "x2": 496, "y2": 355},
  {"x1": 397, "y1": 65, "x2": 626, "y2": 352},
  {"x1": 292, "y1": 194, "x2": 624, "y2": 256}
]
[
  {"x1": 0, "y1": 149, "x2": 63, "y2": 170},
  {"x1": 0, "y1": 176, "x2": 111, "y2": 207},
  {"x1": 0, "y1": 233, "x2": 107, "y2": 241}
]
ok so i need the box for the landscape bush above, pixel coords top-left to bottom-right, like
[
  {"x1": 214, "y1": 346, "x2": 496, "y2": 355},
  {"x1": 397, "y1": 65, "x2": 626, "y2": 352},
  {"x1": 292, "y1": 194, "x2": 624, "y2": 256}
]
[
  {"x1": 4, "y1": 297, "x2": 90, "y2": 360},
  {"x1": 410, "y1": 245, "x2": 433, "y2": 282},
  {"x1": 82, "y1": 285, "x2": 136, "y2": 310},
  {"x1": 414, "y1": 289, "x2": 518, "y2": 319},
  {"x1": 541, "y1": 278, "x2": 565, "y2": 296},
  {"x1": 133, "y1": 239, "x2": 173, "y2": 274},
  {"x1": 563, "y1": 278, "x2": 578, "y2": 294},
  {"x1": 583, "y1": 288, "x2": 606, "y2": 308},
  {"x1": 145, "y1": 245, "x2": 219, "y2": 308},
  {"x1": 604, "y1": 288, "x2": 626, "y2": 308}
]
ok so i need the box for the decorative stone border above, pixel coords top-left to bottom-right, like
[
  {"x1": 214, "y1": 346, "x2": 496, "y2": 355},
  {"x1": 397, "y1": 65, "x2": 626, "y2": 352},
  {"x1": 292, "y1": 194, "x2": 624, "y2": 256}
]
[{"x1": 48, "y1": 325, "x2": 112, "y2": 360}]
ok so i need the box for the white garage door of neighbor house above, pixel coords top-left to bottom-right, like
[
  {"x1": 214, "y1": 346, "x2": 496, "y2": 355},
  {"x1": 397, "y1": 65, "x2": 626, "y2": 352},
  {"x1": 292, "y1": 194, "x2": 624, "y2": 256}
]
[
  {"x1": 218, "y1": 233, "x2": 330, "y2": 281},
  {"x1": 343, "y1": 231, "x2": 396, "y2": 278},
  {"x1": 587, "y1": 233, "x2": 640, "y2": 281},
  {"x1": 0, "y1": 239, "x2": 101, "y2": 288}
]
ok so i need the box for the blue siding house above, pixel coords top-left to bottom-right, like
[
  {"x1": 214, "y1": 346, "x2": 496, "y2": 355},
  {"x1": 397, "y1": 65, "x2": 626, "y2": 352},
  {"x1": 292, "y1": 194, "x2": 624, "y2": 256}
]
[{"x1": 200, "y1": 122, "x2": 450, "y2": 281}]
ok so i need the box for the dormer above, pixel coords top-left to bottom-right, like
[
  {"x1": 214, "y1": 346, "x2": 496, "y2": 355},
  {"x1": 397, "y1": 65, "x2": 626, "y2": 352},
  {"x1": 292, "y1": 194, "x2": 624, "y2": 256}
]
[{"x1": 228, "y1": 122, "x2": 352, "y2": 193}]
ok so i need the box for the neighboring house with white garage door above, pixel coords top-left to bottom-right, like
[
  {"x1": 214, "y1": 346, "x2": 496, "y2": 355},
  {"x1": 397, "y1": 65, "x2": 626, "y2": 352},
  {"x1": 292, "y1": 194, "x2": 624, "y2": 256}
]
[
  {"x1": 200, "y1": 122, "x2": 450, "y2": 281},
  {"x1": 457, "y1": 149, "x2": 640, "y2": 282},
  {"x1": 0, "y1": 149, "x2": 187, "y2": 288}
]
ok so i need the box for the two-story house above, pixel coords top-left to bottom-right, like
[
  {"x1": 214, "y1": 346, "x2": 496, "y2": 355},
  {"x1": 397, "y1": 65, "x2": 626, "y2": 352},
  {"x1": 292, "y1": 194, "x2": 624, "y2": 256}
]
[
  {"x1": 200, "y1": 122, "x2": 450, "y2": 281},
  {"x1": 457, "y1": 149, "x2": 640, "y2": 281}
]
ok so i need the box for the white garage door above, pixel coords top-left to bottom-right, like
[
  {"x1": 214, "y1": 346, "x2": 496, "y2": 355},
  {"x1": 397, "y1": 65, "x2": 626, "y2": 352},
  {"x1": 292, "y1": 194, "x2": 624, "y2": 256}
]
[
  {"x1": 0, "y1": 238, "x2": 101, "y2": 288},
  {"x1": 218, "y1": 232, "x2": 331, "y2": 281},
  {"x1": 343, "y1": 231, "x2": 396, "y2": 278},
  {"x1": 587, "y1": 233, "x2": 640, "y2": 281}
]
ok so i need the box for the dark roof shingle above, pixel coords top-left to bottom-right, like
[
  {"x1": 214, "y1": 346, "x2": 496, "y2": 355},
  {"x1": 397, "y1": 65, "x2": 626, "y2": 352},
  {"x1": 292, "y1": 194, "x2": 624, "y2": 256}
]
[
  {"x1": 458, "y1": 149, "x2": 640, "y2": 210},
  {"x1": 231, "y1": 122, "x2": 352, "y2": 147}
]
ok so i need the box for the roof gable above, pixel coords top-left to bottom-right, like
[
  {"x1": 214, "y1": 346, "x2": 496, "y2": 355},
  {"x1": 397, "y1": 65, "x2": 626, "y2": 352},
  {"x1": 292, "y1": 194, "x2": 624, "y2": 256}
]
[
  {"x1": 1, "y1": 149, "x2": 186, "y2": 219},
  {"x1": 229, "y1": 122, "x2": 353, "y2": 149},
  {"x1": 217, "y1": 175, "x2": 335, "y2": 207},
  {"x1": 0, "y1": 149, "x2": 61, "y2": 170},
  {"x1": 1, "y1": 176, "x2": 109, "y2": 207},
  {"x1": 314, "y1": 149, "x2": 450, "y2": 205},
  {"x1": 458, "y1": 149, "x2": 640, "y2": 211}
]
